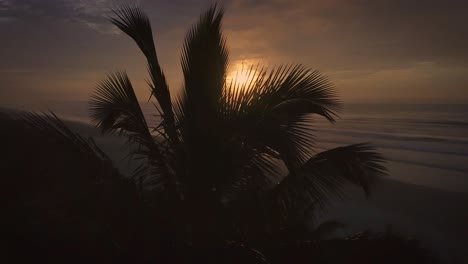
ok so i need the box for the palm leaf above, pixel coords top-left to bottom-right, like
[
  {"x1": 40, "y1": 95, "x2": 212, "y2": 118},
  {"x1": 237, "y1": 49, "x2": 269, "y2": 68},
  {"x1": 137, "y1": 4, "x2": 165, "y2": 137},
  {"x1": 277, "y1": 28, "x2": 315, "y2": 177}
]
[
  {"x1": 163, "y1": 4, "x2": 230, "y2": 194},
  {"x1": 221, "y1": 64, "x2": 339, "y2": 122},
  {"x1": 90, "y1": 71, "x2": 152, "y2": 144},
  {"x1": 4, "y1": 112, "x2": 154, "y2": 253},
  {"x1": 180, "y1": 4, "x2": 228, "y2": 114},
  {"x1": 272, "y1": 143, "x2": 387, "y2": 217},
  {"x1": 110, "y1": 5, "x2": 175, "y2": 141},
  {"x1": 219, "y1": 65, "x2": 339, "y2": 180},
  {"x1": 89, "y1": 71, "x2": 175, "y2": 193},
  {"x1": 20, "y1": 111, "x2": 110, "y2": 162}
]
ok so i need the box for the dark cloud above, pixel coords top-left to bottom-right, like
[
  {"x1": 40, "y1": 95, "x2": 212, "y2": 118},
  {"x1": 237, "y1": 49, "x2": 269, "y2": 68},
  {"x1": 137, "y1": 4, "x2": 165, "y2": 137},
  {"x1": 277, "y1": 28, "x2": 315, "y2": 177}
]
[{"x1": 0, "y1": 0, "x2": 125, "y2": 33}]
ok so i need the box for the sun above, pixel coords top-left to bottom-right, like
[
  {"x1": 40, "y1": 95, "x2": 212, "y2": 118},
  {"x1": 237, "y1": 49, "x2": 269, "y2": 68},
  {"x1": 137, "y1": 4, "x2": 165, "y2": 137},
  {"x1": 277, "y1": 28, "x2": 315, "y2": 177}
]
[
  {"x1": 229, "y1": 70, "x2": 251, "y2": 87},
  {"x1": 226, "y1": 61, "x2": 259, "y2": 88}
]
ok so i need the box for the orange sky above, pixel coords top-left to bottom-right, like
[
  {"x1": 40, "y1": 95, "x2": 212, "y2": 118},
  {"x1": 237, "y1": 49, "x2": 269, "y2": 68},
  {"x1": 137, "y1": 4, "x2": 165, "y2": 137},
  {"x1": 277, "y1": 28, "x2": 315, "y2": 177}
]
[{"x1": 1, "y1": 0, "x2": 468, "y2": 108}]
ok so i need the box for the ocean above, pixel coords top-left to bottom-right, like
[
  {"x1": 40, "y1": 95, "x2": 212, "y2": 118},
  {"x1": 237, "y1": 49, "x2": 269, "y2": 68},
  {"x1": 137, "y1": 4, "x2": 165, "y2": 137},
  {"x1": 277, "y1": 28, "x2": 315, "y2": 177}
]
[
  {"x1": 26, "y1": 101, "x2": 468, "y2": 193},
  {"x1": 314, "y1": 103, "x2": 468, "y2": 193}
]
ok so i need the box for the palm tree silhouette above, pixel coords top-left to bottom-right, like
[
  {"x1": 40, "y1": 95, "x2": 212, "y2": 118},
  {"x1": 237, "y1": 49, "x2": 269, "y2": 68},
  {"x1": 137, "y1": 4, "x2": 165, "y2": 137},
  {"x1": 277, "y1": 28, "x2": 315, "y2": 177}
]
[{"x1": 21, "y1": 4, "x2": 387, "y2": 246}]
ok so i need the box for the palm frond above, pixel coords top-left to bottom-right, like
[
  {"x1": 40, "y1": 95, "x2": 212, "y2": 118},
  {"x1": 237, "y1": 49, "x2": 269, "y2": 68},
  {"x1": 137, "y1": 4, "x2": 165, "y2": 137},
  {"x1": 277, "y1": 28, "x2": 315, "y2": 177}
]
[
  {"x1": 272, "y1": 143, "x2": 387, "y2": 217},
  {"x1": 110, "y1": 4, "x2": 156, "y2": 63},
  {"x1": 208, "y1": 65, "x2": 340, "y2": 206},
  {"x1": 20, "y1": 111, "x2": 110, "y2": 162},
  {"x1": 219, "y1": 151, "x2": 281, "y2": 205},
  {"x1": 90, "y1": 71, "x2": 152, "y2": 144},
  {"x1": 219, "y1": 65, "x2": 339, "y2": 172},
  {"x1": 221, "y1": 64, "x2": 339, "y2": 121},
  {"x1": 164, "y1": 5, "x2": 230, "y2": 194},
  {"x1": 181, "y1": 4, "x2": 228, "y2": 112},
  {"x1": 89, "y1": 71, "x2": 176, "y2": 192},
  {"x1": 110, "y1": 5, "x2": 175, "y2": 140}
]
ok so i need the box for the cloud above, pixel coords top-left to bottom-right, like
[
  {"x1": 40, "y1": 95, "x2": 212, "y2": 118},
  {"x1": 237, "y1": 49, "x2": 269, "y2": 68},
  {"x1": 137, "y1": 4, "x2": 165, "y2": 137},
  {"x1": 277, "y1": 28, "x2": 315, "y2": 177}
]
[
  {"x1": 223, "y1": 0, "x2": 468, "y2": 71},
  {"x1": 0, "y1": 0, "x2": 123, "y2": 33},
  {"x1": 331, "y1": 62, "x2": 468, "y2": 103}
]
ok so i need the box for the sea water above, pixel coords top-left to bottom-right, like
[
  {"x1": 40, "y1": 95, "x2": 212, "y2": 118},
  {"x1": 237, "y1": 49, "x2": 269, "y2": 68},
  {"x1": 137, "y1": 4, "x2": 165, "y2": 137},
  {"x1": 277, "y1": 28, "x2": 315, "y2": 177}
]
[{"x1": 7, "y1": 101, "x2": 468, "y2": 192}]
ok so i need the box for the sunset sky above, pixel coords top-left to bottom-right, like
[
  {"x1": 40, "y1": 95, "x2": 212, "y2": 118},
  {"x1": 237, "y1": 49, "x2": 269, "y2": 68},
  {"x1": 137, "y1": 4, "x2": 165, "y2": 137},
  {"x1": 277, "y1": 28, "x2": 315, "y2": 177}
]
[{"x1": 1, "y1": 0, "x2": 467, "y2": 107}]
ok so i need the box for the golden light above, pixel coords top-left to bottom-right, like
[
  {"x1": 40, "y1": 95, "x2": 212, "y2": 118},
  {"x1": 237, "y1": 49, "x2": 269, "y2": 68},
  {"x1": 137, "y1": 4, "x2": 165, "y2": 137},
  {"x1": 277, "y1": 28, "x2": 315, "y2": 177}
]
[
  {"x1": 226, "y1": 60, "x2": 259, "y2": 88},
  {"x1": 229, "y1": 70, "x2": 251, "y2": 87}
]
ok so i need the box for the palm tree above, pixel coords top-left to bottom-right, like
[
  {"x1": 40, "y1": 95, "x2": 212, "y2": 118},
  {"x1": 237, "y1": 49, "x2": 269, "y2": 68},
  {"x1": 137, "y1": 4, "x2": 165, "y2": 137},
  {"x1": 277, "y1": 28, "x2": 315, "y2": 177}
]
[
  {"x1": 20, "y1": 4, "x2": 387, "y2": 246},
  {"x1": 88, "y1": 4, "x2": 386, "y2": 243}
]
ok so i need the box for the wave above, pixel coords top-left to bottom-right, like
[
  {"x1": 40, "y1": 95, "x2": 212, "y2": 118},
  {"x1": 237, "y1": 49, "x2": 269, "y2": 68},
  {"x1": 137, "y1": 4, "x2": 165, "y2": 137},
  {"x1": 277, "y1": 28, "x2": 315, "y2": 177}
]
[
  {"x1": 318, "y1": 137, "x2": 468, "y2": 157},
  {"x1": 315, "y1": 144, "x2": 468, "y2": 174},
  {"x1": 315, "y1": 128, "x2": 468, "y2": 146},
  {"x1": 327, "y1": 117, "x2": 468, "y2": 128}
]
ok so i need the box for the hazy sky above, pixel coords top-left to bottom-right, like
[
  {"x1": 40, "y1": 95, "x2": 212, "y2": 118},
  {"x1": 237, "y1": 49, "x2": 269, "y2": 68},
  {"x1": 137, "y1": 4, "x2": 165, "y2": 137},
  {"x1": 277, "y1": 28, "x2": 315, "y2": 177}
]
[{"x1": 1, "y1": 0, "x2": 468, "y2": 108}]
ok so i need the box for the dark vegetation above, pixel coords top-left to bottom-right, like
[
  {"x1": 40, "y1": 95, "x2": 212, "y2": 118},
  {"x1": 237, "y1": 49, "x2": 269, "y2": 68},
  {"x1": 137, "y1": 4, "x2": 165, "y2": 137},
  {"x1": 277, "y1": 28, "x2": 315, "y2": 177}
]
[{"x1": 0, "y1": 4, "x2": 440, "y2": 263}]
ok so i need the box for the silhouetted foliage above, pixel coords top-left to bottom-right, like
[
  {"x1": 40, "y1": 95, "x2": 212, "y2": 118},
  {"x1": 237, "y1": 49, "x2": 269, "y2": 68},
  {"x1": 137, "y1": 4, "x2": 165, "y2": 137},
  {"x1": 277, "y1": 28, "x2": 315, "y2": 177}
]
[
  {"x1": 88, "y1": 4, "x2": 387, "y2": 244},
  {"x1": 0, "y1": 113, "x2": 150, "y2": 262}
]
